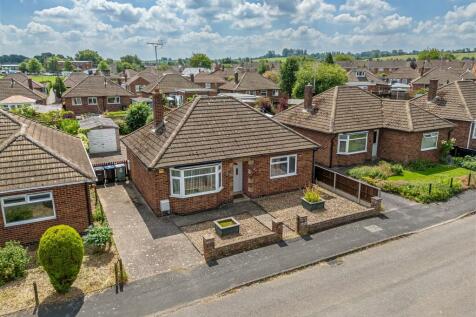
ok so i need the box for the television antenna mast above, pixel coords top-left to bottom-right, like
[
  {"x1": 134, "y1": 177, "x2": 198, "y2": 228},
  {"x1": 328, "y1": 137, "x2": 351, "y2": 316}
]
[{"x1": 147, "y1": 40, "x2": 166, "y2": 69}]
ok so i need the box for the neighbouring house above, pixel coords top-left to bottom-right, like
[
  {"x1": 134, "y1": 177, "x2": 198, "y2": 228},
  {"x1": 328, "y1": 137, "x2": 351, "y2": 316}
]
[
  {"x1": 4, "y1": 73, "x2": 47, "y2": 94},
  {"x1": 58, "y1": 60, "x2": 93, "y2": 71},
  {"x1": 0, "y1": 110, "x2": 95, "y2": 245},
  {"x1": 122, "y1": 90, "x2": 319, "y2": 215},
  {"x1": 413, "y1": 80, "x2": 476, "y2": 150},
  {"x1": 79, "y1": 117, "x2": 120, "y2": 154},
  {"x1": 0, "y1": 78, "x2": 47, "y2": 105},
  {"x1": 192, "y1": 72, "x2": 227, "y2": 89},
  {"x1": 411, "y1": 67, "x2": 475, "y2": 91},
  {"x1": 367, "y1": 60, "x2": 408, "y2": 74},
  {"x1": 387, "y1": 67, "x2": 420, "y2": 85},
  {"x1": 62, "y1": 75, "x2": 133, "y2": 115},
  {"x1": 0, "y1": 95, "x2": 36, "y2": 111},
  {"x1": 218, "y1": 71, "x2": 282, "y2": 104},
  {"x1": 64, "y1": 72, "x2": 88, "y2": 88},
  {"x1": 125, "y1": 69, "x2": 159, "y2": 95},
  {"x1": 346, "y1": 69, "x2": 391, "y2": 96},
  {"x1": 140, "y1": 73, "x2": 201, "y2": 106},
  {"x1": 274, "y1": 84, "x2": 454, "y2": 167},
  {"x1": 182, "y1": 67, "x2": 211, "y2": 77}
]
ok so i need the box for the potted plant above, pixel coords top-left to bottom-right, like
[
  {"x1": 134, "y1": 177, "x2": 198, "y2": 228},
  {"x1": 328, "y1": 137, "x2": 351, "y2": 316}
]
[
  {"x1": 301, "y1": 185, "x2": 325, "y2": 211},
  {"x1": 214, "y1": 217, "x2": 240, "y2": 236}
]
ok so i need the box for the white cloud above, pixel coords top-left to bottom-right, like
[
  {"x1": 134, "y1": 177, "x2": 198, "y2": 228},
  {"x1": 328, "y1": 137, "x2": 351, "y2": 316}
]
[
  {"x1": 294, "y1": 0, "x2": 336, "y2": 22},
  {"x1": 340, "y1": 0, "x2": 393, "y2": 15},
  {"x1": 333, "y1": 13, "x2": 367, "y2": 23},
  {"x1": 445, "y1": 2, "x2": 476, "y2": 22},
  {"x1": 216, "y1": 1, "x2": 282, "y2": 29}
]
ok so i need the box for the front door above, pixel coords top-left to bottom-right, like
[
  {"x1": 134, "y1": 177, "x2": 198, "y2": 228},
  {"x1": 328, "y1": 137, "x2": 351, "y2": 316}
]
[
  {"x1": 372, "y1": 129, "x2": 379, "y2": 159},
  {"x1": 233, "y1": 161, "x2": 243, "y2": 193}
]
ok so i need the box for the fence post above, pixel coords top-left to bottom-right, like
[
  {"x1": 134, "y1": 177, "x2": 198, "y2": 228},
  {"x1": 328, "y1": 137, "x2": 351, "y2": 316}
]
[
  {"x1": 333, "y1": 172, "x2": 337, "y2": 190},
  {"x1": 119, "y1": 259, "x2": 124, "y2": 292},
  {"x1": 114, "y1": 262, "x2": 119, "y2": 294},
  {"x1": 429, "y1": 183, "x2": 432, "y2": 194},
  {"x1": 357, "y1": 182, "x2": 362, "y2": 204},
  {"x1": 450, "y1": 177, "x2": 453, "y2": 188},
  {"x1": 468, "y1": 173, "x2": 472, "y2": 186},
  {"x1": 33, "y1": 282, "x2": 39, "y2": 307}
]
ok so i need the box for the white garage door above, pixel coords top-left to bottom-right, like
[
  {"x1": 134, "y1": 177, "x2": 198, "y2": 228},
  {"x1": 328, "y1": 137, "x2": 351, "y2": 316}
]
[{"x1": 88, "y1": 129, "x2": 118, "y2": 154}]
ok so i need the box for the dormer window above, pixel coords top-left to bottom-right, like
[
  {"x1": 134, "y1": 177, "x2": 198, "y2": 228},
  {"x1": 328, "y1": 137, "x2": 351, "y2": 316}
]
[{"x1": 356, "y1": 71, "x2": 366, "y2": 77}]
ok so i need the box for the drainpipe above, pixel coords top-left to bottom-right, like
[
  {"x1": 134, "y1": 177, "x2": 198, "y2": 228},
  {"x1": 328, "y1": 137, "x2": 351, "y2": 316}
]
[
  {"x1": 85, "y1": 184, "x2": 92, "y2": 226},
  {"x1": 312, "y1": 148, "x2": 317, "y2": 184},
  {"x1": 467, "y1": 121, "x2": 474, "y2": 149},
  {"x1": 329, "y1": 135, "x2": 336, "y2": 168}
]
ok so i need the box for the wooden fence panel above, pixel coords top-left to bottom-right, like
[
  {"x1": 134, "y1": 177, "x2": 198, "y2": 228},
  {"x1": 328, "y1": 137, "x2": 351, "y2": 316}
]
[
  {"x1": 335, "y1": 173, "x2": 359, "y2": 196},
  {"x1": 315, "y1": 166, "x2": 334, "y2": 187},
  {"x1": 360, "y1": 184, "x2": 379, "y2": 203}
]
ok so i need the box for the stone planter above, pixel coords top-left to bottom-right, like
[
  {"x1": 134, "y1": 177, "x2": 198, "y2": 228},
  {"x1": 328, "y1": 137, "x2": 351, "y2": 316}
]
[
  {"x1": 301, "y1": 198, "x2": 325, "y2": 211},
  {"x1": 214, "y1": 217, "x2": 240, "y2": 236}
]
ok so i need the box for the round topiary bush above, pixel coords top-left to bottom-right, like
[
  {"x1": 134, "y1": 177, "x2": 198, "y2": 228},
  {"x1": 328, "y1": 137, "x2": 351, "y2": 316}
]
[{"x1": 37, "y1": 225, "x2": 84, "y2": 293}]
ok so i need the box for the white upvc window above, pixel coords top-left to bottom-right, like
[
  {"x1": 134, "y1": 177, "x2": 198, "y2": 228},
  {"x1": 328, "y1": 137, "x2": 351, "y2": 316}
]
[
  {"x1": 260, "y1": 90, "x2": 267, "y2": 96},
  {"x1": 135, "y1": 84, "x2": 144, "y2": 92},
  {"x1": 107, "y1": 96, "x2": 120, "y2": 104},
  {"x1": 356, "y1": 71, "x2": 366, "y2": 77},
  {"x1": 421, "y1": 131, "x2": 439, "y2": 151},
  {"x1": 205, "y1": 82, "x2": 211, "y2": 89},
  {"x1": 272, "y1": 89, "x2": 279, "y2": 96},
  {"x1": 337, "y1": 131, "x2": 368, "y2": 154},
  {"x1": 88, "y1": 97, "x2": 98, "y2": 105},
  {"x1": 1, "y1": 192, "x2": 56, "y2": 227},
  {"x1": 170, "y1": 163, "x2": 222, "y2": 198},
  {"x1": 72, "y1": 97, "x2": 82, "y2": 105},
  {"x1": 270, "y1": 154, "x2": 297, "y2": 179},
  {"x1": 472, "y1": 122, "x2": 476, "y2": 139}
]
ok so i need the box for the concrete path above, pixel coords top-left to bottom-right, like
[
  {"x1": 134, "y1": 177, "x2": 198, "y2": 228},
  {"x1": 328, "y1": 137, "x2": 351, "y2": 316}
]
[
  {"x1": 163, "y1": 215, "x2": 476, "y2": 317},
  {"x1": 18, "y1": 189, "x2": 475, "y2": 317},
  {"x1": 381, "y1": 191, "x2": 419, "y2": 212},
  {"x1": 97, "y1": 184, "x2": 202, "y2": 280}
]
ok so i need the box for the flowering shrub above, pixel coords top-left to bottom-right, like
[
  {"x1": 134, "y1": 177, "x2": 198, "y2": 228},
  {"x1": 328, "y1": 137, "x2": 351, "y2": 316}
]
[{"x1": 440, "y1": 138, "x2": 456, "y2": 161}]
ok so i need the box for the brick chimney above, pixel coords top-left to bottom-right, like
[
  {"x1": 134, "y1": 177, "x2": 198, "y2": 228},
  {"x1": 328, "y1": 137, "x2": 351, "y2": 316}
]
[
  {"x1": 27, "y1": 78, "x2": 33, "y2": 90},
  {"x1": 420, "y1": 60, "x2": 426, "y2": 76},
  {"x1": 104, "y1": 77, "x2": 107, "y2": 88},
  {"x1": 304, "y1": 84, "x2": 314, "y2": 112},
  {"x1": 428, "y1": 79, "x2": 438, "y2": 101},
  {"x1": 152, "y1": 87, "x2": 164, "y2": 132},
  {"x1": 234, "y1": 72, "x2": 239, "y2": 84},
  {"x1": 10, "y1": 78, "x2": 14, "y2": 88},
  {"x1": 190, "y1": 73, "x2": 194, "y2": 83}
]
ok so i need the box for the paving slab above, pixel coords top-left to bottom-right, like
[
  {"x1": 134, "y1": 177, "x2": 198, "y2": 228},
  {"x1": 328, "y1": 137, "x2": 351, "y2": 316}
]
[{"x1": 97, "y1": 184, "x2": 203, "y2": 280}]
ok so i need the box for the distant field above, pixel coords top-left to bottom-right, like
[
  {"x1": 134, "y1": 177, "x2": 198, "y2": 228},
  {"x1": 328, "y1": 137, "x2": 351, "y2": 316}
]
[
  {"x1": 253, "y1": 56, "x2": 317, "y2": 62},
  {"x1": 31, "y1": 75, "x2": 62, "y2": 86},
  {"x1": 375, "y1": 52, "x2": 476, "y2": 61}
]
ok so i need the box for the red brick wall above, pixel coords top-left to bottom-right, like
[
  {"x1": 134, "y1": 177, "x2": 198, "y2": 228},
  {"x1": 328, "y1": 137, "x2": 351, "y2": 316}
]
[
  {"x1": 379, "y1": 128, "x2": 450, "y2": 163},
  {"x1": 127, "y1": 77, "x2": 151, "y2": 96},
  {"x1": 449, "y1": 120, "x2": 474, "y2": 149},
  {"x1": 0, "y1": 183, "x2": 91, "y2": 246},
  {"x1": 63, "y1": 96, "x2": 131, "y2": 115}
]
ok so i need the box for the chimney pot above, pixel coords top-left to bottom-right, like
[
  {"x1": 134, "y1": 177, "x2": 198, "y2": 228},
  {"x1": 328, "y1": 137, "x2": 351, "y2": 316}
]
[
  {"x1": 234, "y1": 72, "x2": 239, "y2": 84},
  {"x1": 27, "y1": 78, "x2": 33, "y2": 90},
  {"x1": 304, "y1": 84, "x2": 314, "y2": 112},
  {"x1": 428, "y1": 79, "x2": 438, "y2": 101},
  {"x1": 190, "y1": 73, "x2": 194, "y2": 83},
  {"x1": 104, "y1": 78, "x2": 107, "y2": 87},
  {"x1": 152, "y1": 87, "x2": 164, "y2": 132}
]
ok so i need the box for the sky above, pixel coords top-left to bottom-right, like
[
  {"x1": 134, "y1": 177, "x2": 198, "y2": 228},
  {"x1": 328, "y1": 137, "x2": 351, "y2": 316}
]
[{"x1": 0, "y1": 0, "x2": 475, "y2": 60}]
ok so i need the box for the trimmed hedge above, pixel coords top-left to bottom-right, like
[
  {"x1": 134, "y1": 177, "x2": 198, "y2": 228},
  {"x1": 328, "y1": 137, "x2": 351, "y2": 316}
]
[
  {"x1": 37, "y1": 225, "x2": 84, "y2": 293},
  {"x1": 0, "y1": 241, "x2": 30, "y2": 286}
]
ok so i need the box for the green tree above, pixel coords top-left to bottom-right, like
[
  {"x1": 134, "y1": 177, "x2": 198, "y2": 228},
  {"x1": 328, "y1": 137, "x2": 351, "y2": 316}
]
[
  {"x1": 292, "y1": 63, "x2": 347, "y2": 98},
  {"x1": 19, "y1": 61, "x2": 28, "y2": 73},
  {"x1": 190, "y1": 53, "x2": 212, "y2": 68},
  {"x1": 37, "y1": 225, "x2": 84, "y2": 294},
  {"x1": 75, "y1": 49, "x2": 103, "y2": 66},
  {"x1": 46, "y1": 56, "x2": 61, "y2": 73},
  {"x1": 324, "y1": 53, "x2": 334, "y2": 64},
  {"x1": 279, "y1": 57, "x2": 299, "y2": 96},
  {"x1": 334, "y1": 54, "x2": 354, "y2": 61},
  {"x1": 120, "y1": 55, "x2": 143, "y2": 68},
  {"x1": 63, "y1": 59, "x2": 74, "y2": 71},
  {"x1": 27, "y1": 58, "x2": 42, "y2": 74},
  {"x1": 257, "y1": 60, "x2": 269, "y2": 74},
  {"x1": 97, "y1": 60, "x2": 109, "y2": 72},
  {"x1": 52, "y1": 77, "x2": 66, "y2": 98},
  {"x1": 125, "y1": 102, "x2": 152, "y2": 132}
]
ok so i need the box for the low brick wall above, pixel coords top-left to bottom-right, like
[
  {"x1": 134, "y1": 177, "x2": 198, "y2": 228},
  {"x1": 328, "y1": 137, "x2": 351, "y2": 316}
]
[
  {"x1": 203, "y1": 220, "x2": 283, "y2": 262},
  {"x1": 296, "y1": 196, "x2": 382, "y2": 236}
]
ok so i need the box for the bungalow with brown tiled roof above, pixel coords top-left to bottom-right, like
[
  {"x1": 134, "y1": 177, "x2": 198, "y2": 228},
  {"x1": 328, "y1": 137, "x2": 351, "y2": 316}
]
[
  {"x1": 125, "y1": 69, "x2": 159, "y2": 95},
  {"x1": 62, "y1": 75, "x2": 134, "y2": 115},
  {"x1": 122, "y1": 89, "x2": 319, "y2": 215},
  {"x1": 411, "y1": 67, "x2": 475, "y2": 90},
  {"x1": 387, "y1": 67, "x2": 420, "y2": 85},
  {"x1": 274, "y1": 84, "x2": 454, "y2": 167},
  {"x1": 413, "y1": 80, "x2": 476, "y2": 150},
  {"x1": 0, "y1": 110, "x2": 95, "y2": 245},
  {"x1": 346, "y1": 68, "x2": 390, "y2": 96},
  {"x1": 191, "y1": 72, "x2": 227, "y2": 90},
  {"x1": 140, "y1": 73, "x2": 203, "y2": 106},
  {"x1": 218, "y1": 71, "x2": 282, "y2": 104},
  {"x1": 0, "y1": 78, "x2": 47, "y2": 106},
  {"x1": 64, "y1": 72, "x2": 88, "y2": 88},
  {"x1": 4, "y1": 73, "x2": 46, "y2": 94}
]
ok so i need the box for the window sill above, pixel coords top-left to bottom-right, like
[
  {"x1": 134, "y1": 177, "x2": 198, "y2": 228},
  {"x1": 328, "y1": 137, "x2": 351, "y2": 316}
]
[
  {"x1": 336, "y1": 150, "x2": 367, "y2": 155},
  {"x1": 270, "y1": 173, "x2": 297, "y2": 179},
  {"x1": 4, "y1": 215, "x2": 56, "y2": 227},
  {"x1": 170, "y1": 187, "x2": 223, "y2": 199},
  {"x1": 421, "y1": 147, "x2": 437, "y2": 152}
]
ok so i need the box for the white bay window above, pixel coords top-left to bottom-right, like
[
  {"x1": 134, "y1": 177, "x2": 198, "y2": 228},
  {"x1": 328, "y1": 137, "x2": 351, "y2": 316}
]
[
  {"x1": 421, "y1": 132, "x2": 438, "y2": 151},
  {"x1": 72, "y1": 97, "x2": 82, "y2": 105},
  {"x1": 107, "y1": 96, "x2": 120, "y2": 104},
  {"x1": 270, "y1": 154, "x2": 297, "y2": 178},
  {"x1": 88, "y1": 97, "x2": 98, "y2": 105},
  {"x1": 1, "y1": 192, "x2": 55, "y2": 227},
  {"x1": 170, "y1": 163, "x2": 222, "y2": 197},
  {"x1": 337, "y1": 131, "x2": 368, "y2": 154}
]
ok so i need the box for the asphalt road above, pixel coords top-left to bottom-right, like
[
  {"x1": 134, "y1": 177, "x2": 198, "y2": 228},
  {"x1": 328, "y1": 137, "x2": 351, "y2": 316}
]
[{"x1": 159, "y1": 215, "x2": 476, "y2": 317}]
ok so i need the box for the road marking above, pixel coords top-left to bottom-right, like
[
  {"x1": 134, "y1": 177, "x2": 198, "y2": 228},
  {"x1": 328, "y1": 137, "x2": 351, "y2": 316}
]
[{"x1": 364, "y1": 225, "x2": 383, "y2": 233}]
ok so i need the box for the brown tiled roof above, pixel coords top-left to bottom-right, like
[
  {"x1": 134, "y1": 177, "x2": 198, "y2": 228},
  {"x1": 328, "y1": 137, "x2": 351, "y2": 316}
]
[
  {"x1": 0, "y1": 79, "x2": 47, "y2": 102},
  {"x1": 124, "y1": 69, "x2": 138, "y2": 79},
  {"x1": 122, "y1": 96, "x2": 318, "y2": 168},
  {"x1": 142, "y1": 73, "x2": 200, "y2": 94},
  {"x1": 0, "y1": 110, "x2": 95, "y2": 193},
  {"x1": 274, "y1": 85, "x2": 452, "y2": 133},
  {"x1": 64, "y1": 72, "x2": 88, "y2": 88},
  {"x1": 62, "y1": 75, "x2": 133, "y2": 98},
  {"x1": 125, "y1": 69, "x2": 160, "y2": 86},
  {"x1": 412, "y1": 80, "x2": 476, "y2": 122},
  {"x1": 335, "y1": 60, "x2": 367, "y2": 69},
  {"x1": 368, "y1": 60, "x2": 408, "y2": 69},
  {"x1": 210, "y1": 68, "x2": 235, "y2": 80},
  {"x1": 219, "y1": 72, "x2": 279, "y2": 91},
  {"x1": 411, "y1": 67, "x2": 469, "y2": 85},
  {"x1": 193, "y1": 72, "x2": 227, "y2": 84},
  {"x1": 387, "y1": 67, "x2": 420, "y2": 80},
  {"x1": 4, "y1": 73, "x2": 45, "y2": 89},
  {"x1": 347, "y1": 69, "x2": 386, "y2": 85}
]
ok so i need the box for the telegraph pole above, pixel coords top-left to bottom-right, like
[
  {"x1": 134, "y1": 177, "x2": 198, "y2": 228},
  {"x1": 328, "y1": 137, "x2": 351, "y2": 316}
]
[{"x1": 147, "y1": 40, "x2": 165, "y2": 70}]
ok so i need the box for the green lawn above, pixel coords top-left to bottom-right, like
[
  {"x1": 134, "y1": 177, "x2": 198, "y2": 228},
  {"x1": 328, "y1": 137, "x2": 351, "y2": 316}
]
[
  {"x1": 31, "y1": 75, "x2": 62, "y2": 86},
  {"x1": 376, "y1": 52, "x2": 476, "y2": 61},
  {"x1": 388, "y1": 165, "x2": 471, "y2": 182}
]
